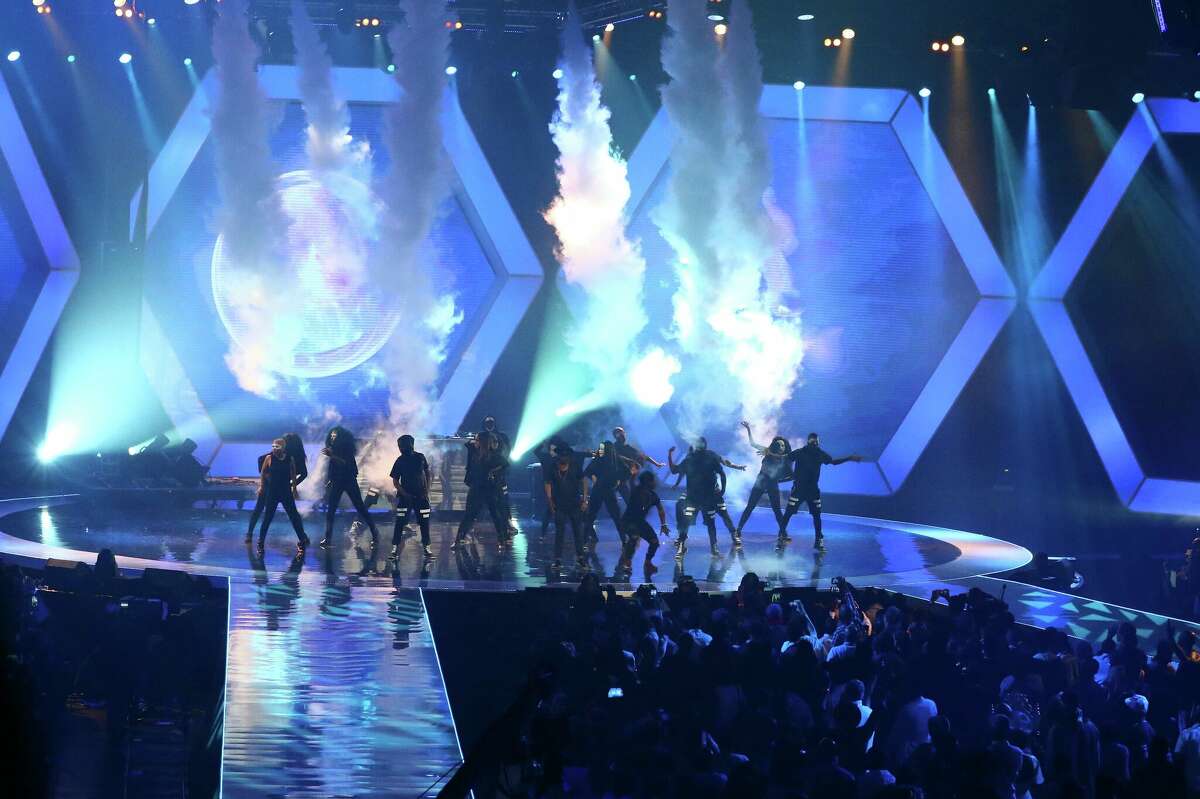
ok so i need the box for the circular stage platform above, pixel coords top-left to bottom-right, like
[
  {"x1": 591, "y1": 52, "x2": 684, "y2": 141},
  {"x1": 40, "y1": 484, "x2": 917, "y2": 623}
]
[{"x1": 0, "y1": 495, "x2": 1030, "y2": 591}]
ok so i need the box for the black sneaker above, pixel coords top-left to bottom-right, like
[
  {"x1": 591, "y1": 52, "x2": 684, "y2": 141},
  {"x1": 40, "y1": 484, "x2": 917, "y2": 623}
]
[{"x1": 422, "y1": 545, "x2": 434, "y2": 559}]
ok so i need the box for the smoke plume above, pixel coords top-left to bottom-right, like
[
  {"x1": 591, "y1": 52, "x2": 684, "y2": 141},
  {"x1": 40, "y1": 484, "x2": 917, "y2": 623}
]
[
  {"x1": 544, "y1": 7, "x2": 662, "y2": 408},
  {"x1": 210, "y1": 0, "x2": 289, "y2": 396}
]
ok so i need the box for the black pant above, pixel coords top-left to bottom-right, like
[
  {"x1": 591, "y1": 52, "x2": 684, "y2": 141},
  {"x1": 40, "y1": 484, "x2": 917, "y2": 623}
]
[
  {"x1": 247, "y1": 492, "x2": 267, "y2": 537},
  {"x1": 553, "y1": 507, "x2": 585, "y2": 560},
  {"x1": 677, "y1": 491, "x2": 719, "y2": 547},
  {"x1": 260, "y1": 490, "x2": 307, "y2": 543},
  {"x1": 586, "y1": 485, "x2": 624, "y2": 540},
  {"x1": 782, "y1": 484, "x2": 823, "y2": 538},
  {"x1": 456, "y1": 485, "x2": 507, "y2": 541},
  {"x1": 394, "y1": 493, "x2": 431, "y2": 546},
  {"x1": 325, "y1": 478, "x2": 378, "y2": 539},
  {"x1": 620, "y1": 518, "x2": 659, "y2": 560},
  {"x1": 736, "y1": 475, "x2": 786, "y2": 532}
]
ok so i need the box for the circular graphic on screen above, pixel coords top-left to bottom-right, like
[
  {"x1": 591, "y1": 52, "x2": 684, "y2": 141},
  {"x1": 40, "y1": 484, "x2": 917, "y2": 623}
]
[{"x1": 210, "y1": 170, "x2": 401, "y2": 379}]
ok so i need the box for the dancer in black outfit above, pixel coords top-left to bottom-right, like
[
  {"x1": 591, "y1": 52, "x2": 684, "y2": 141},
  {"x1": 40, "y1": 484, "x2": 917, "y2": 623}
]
[
  {"x1": 615, "y1": 471, "x2": 670, "y2": 577},
  {"x1": 247, "y1": 433, "x2": 308, "y2": 542},
  {"x1": 389, "y1": 434, "x2": 433, "y2": 560},
  {"x1": 480, "y1": 415, "x2": 515, "y2": 535},
  {"x1": 668, "y1": 438, "x2": 726, "y2": 557},
  {"x1": 533, "y1": 436, "x2": 568, "y2": 536},
  {"x1": 778, "y1": 432, "x2": 862, "y2": 549},
  {"x1": 584, "y1": 441, "x2": 625, "y2": 547},
  {"x1": 544, "y1": 446, "x2": 589, "y2": 570},
  {"x1": 257, "y1": 437, "x2": 311, "y2": 552},
  {"x1": 734, "y1": 421, "x2": 791, "y2": 541},
  {"x1": 453, "y1": 431, "x2": 511, "y2": 547},
  {"x1": 612, "y1": 426, "x2": 665, "y2": 502},
  {"x1": 319, "y1": 426, "x2": 380, "y2": 548}
]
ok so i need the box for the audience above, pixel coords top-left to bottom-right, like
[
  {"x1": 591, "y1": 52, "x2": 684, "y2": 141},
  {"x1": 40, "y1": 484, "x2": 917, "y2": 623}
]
[{"x1": 485, "y1": 575, "x2": 1200, "y2": 798}]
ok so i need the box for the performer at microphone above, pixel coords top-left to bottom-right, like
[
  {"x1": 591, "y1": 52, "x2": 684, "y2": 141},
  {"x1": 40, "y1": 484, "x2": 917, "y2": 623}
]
[
  {"x1": 778, "y1": 432, "x2": 863, "y2": 549},
  {"x1": 256, "y1": 437, "x2": 311, "y2": 552},
  {"x1": 318, "y1": 426, "x2": 381, "y2": 549},
  {"x1": 734, "y1": 421, "x2": 791, "y2": 542},
  {"x1": 389, "y1": 434, "x2": 433, "y2": 560},
  {"x1": 453, "y1": 431, "x2": 511, "y2": 548}
]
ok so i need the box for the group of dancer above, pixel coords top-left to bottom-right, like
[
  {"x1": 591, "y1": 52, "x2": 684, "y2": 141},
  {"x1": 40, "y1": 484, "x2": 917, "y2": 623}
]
[
  {"x1": 532, "y1": 422, "x2": 862, "y2": 576},
  {"x1": 242, "y1": 416, "x2": 862, "y2": 576}
]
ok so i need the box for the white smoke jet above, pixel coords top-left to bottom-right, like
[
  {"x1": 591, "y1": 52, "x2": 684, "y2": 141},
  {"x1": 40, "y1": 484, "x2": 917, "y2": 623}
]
[
  {"x1": 289, "y1": 0, "x2": 373, "y2": 183},
  {"x1": 210, "y1": 0, "x2": 289, "y2": 396},
  {"x1": 653, "y1": 0, "x2": 803, "y2": 492},
  {"x1": 544, "y1": 6, "x2": 655, "y2": 408},
  {"x1": 353, "y1": 0, "x2": 461, "y2": 488}
]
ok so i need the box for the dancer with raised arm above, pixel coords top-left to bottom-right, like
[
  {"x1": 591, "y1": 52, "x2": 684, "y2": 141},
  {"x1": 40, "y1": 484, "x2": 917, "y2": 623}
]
[
  {"x1": 612, "y1": 426, "x2": 665, "y2": 502},
  {"x1": 614, "y1": 470, "x2": 670, "y2": 578},
  {"x1": 778, "y1": 432, "x2": 863, "y2": 549},
  {"x1": 734, "y1": 421, "x2": 791, "y2": 542},
  {"x1": 453, "y1": 431, "x2": 512, "y2": 548},
  {"x1": 319, "y1": 426, "x2": 381, "y2": 549}
]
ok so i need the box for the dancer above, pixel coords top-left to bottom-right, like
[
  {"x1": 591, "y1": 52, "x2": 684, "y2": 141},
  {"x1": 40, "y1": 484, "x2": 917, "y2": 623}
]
[
  {"x1": 615, "y1": 470, "x2": 670, "y2": 578},
  {"x1": 471, "y1": 418, "x2": 514, "y2": 539},
  {"x1": 584, "y1": 441, "x2": 625, "y2": 546},
  {"x1": 671, "y1": 445, "x2": 745, "y2": 546},
  {"x1": 257, "y1": 437, "x2": 311, "y2": 552},
  {"x1": 544, "y1": 445, "x2": 589, "y2": 571},
  {"x1": 389, "y1": 434, "x2": 433, "y2": 560},
  {"x1": 668, "y1": 438, "x2": 726, "y2": 557},
  {"x1": 319, "y1": 426, "x2": 381, "y2": 549},
  {"x1": 779, "y1": 432, "x2": 863, "y2": 549},
  {"x1": 612, "y1": 426, "x2": 665, "y2": 502},
  {"x1": 247, "y1": 433, "x2": 308, "y2": 543},
  {"x1": 533, "y1": 436, "x2": 568, "y2": 536},
  {"x1": 734, "y1": 421, "x2": 791, "y2": 541},
  {"x1": 453, "y1": 431, "x2": 511, "y2": 548}
]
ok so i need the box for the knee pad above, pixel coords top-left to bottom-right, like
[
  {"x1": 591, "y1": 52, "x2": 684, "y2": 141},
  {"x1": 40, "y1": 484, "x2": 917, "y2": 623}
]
[{"x1": 787, "y1": 495, "x2": 801, "y2": 507}]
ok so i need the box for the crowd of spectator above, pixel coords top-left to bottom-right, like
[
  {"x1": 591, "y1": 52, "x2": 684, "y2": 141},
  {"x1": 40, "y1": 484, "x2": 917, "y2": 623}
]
[{"x1": 486, "y1": 573, "x2": 1200, "y2": 798}]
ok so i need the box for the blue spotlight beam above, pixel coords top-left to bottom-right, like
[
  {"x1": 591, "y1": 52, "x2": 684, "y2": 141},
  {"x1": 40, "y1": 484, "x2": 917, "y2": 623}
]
[
  {"x1": 1027, "y1": 97, "x2": 1200, "y2": 514},
  {"x1": 0, "y1": 71, "x2": 81, "y2": 442},
  {"x1": 131, "y1": 66, "x2": 542, "y2": 475}
]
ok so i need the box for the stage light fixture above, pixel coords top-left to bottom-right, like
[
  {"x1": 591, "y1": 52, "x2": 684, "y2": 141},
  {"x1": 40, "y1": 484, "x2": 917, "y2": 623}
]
[
  {"x1": 32, "y1": 0, "x2": 44, "y2": 6},
  {"x1": 67, "y1": 54, "x2": 76, "y2": 63},
  {"x1": 455, "y1": 21, "x2": 463, "y2": 29},
  {"x1": 552, "y1": 67, "x2": 563, "y2": 79},
  {"x1": 939, "y1": 42, "x2": 949, "y2": 52},
  {"x1": 183, "y1": 57, "x2": 192, "y2": 66},
  {"x1": 798, "y1": 14, "x2": 815, "y2": 21},
  {"x1": 825, "y1": 37, "x2": 833, "y2": 46},
  {"x1": 592, "y1": 34, "x2": 600, "y2": 42},
  {"x1": 1019, "y1": 44, "x2": 1030, "y2": 53},
  {"x1": 629, "y1": 73, "x2": 637, "y2": 80},
  {"x1": 147, "y1": 17, "x2": 156, "y2": 25},
  {"x1": 185, "y1": 0, "x2": 201, "y2": 5},
  {"x1": 833, "y1": 37, "x2": 842, "y2": 46},
  {"x1": 1194, "y1": 90, "x2": 1200, "y2": 100},
  {"x1": 7, "y1": 51, "x2": 20, "y2": 62},
  {"x1": 387, "y1": 64, "x2": 396, "y2": 72},
  {"x1": 1131, "y1": 92, "x2": 1145, "y2": 103},
  {"x1": 114, "y1": 0, "x2": 126, "y2": 6},
  {"x1": 931, "y1": 41, "x2": 940, "y2": 51},
  {"x1": 444, "y1": 65, "x2": 456, "y2": 75},
  {"x1": 707, "y1": 0, "x2": 726, "y2": 21},
  {"x1": 715, "y1": 23, "x2": 728, "y2": 35},
  {"x1": 951, "y1": 34, "x2": 965, "y2": 46},
  {"x1": 37, "y1": 4, "x2": 52, "y2": 14},
  {"x1": 987, "y1": 87, "x2": 996, "y2": 96},
  {"x1": 842, "y1": 28, "x2": 855, "y2": 39},
  {"x1": 605, "y1": 22, "x2": 615, "y2": 32},
  {"x1": 119, "y1": 52, "x2": 132, "y2": 64},
  {"x1": 919, "y1": 87, "x2": 931, "y2": 97},
  {"x1": 793, "y1": 80, "x2": 806, "y2": 90},
  {"x1": 511, "y1": 69, "x2": 519, "y2": 78}
]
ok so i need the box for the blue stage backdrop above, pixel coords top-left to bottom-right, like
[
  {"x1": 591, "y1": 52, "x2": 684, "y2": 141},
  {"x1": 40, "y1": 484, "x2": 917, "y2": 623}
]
[
  {"x1": 136, "y1": 67, "x2": 542, "y2": 474},
  {"x1": 143, "y1": 101, "x2": 495, "y2": 441},
  {"x1": 611, "y1": 86, "x2": 1015, "y2": 496}
]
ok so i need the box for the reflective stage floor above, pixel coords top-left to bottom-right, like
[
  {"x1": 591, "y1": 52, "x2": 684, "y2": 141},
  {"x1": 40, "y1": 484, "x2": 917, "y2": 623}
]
[{"x1": 0, "y1": 497, "x2": 1031, "y2": 591}]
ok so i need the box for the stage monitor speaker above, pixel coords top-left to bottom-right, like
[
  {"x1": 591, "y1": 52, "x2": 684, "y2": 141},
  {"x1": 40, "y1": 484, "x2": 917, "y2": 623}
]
[
  {"x1": 43, "y1": 559, "x2": 93, "y2": 591},
  {"x1": 142, "y1": 567, "x2": 193, "y2": 599}
]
